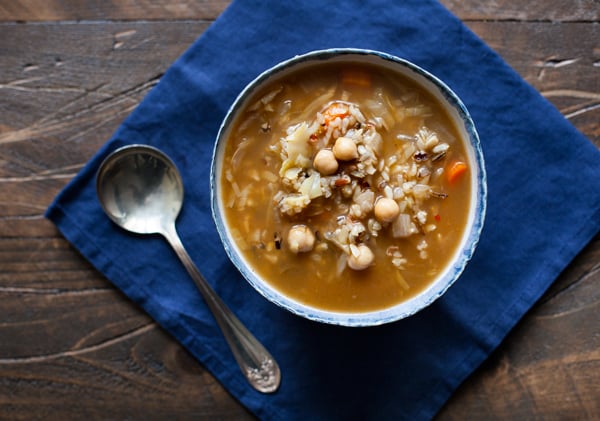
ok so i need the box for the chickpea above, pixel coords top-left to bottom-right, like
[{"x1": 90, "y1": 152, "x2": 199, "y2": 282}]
[
  {"x1": 313, "y1": 149, "x2": 339, "y2": 175},
  {"x1": 333, "y1": 136, "x2": 358, "y2": 161},
  {"x1": 287, "y1": 225, "x2": 315, "y2": 253},
  {"x1": 374, "y1": 197, "x2": 400, "y2": 223},
  {"x1": 347, "y1": 244, "x2": 375, "y2": 271}
]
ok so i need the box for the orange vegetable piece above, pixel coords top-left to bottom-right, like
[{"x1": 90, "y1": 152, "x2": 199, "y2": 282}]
[
  {"x1": 341, "y1": 69, "x2": 371, "y2": 88},
  {"x1": 447, "y1": 161, "x2": 468, "y2": 184}
]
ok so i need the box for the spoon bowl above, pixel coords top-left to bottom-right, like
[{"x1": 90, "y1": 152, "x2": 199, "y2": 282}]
[
  {"x1": 96, "y1": 145, "x2": 183, "y2": 235},
  {"x1": 96, "y1": 144, "x2": 281, "y2": 394}
]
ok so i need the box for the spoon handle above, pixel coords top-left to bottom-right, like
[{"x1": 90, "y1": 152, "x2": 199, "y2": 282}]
[{"x1": 163, "y1": 223, "x2": 281, "y2": 394}]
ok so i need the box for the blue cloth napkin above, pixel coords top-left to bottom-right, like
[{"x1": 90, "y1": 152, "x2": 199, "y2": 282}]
[{"x1": 46, "y1": 0, "x2": 600, "y2": 419}]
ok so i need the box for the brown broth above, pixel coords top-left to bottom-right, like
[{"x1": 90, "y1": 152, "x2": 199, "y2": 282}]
[{"x1": 219, "y1": 62, "x2": 471, "y2": 313}]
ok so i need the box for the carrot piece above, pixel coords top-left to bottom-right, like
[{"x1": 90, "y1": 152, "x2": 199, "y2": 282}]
[
  {"x1": 341, "y1": 69, "x2": 371, "y2": 87},
  {"x1": 447, "y1": 161, "x2": 468, "y2": 184}
]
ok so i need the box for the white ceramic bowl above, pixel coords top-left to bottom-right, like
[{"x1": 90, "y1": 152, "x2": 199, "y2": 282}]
[{"x1": 210, "y1": 49, "x2": 486, "y2": 326}]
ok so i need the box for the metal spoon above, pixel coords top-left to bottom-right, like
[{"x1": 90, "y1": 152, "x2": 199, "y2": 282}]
[{"x1": 95, "y1": 144, "x2": 281, "y2": 393}]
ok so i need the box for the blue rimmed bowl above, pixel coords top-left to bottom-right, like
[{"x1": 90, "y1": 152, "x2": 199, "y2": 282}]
[{"x1": 210, "y1": 48, "x2": 486, "y2": 327}]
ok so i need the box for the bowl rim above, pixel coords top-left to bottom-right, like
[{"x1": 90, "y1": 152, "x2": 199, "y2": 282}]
[{"x1": 210, "y1": 48, "x2": 487, "y2": 327}]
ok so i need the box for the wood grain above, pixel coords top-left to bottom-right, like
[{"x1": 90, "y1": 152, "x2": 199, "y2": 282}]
[
  {"x1": 442, "y1": 0, "x2": 600, "y2": 21},
  {"x1": 1, "y1": 0, "x2": 598, "y2": 21},
  {"x1": 0, "y1": 0, "x2": 598, "y2": 419},
  {"x1": 0, "y1": 0, "x2": 228, "y2": 21}
]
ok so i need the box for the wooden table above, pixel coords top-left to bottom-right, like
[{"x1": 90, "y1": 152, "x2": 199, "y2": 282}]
[{"x1": 1, "y1": 1, "x2": 598, "y2": 419}]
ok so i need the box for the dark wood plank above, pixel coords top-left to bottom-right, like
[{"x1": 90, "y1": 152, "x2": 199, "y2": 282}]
[
  {"x1": 0, "y1": 311, "x2": 252, "y2": 420},
  {"x1": 0, "y1": 20, "x2": 210, "y2": 175},
  {"x1": 441, "y1": 0, "x2": 600, "y2": 21},
  {"x1": 1, "y1": 0, "x2": 597, "y2": 22},
  {"x1": 0, "y1": 0, "x2": 227, "y2": 21}
]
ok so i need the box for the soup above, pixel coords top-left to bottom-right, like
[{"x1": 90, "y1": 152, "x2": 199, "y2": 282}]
[{"x1": 218, "y1": 61, "x2": 471, "y2": 313}]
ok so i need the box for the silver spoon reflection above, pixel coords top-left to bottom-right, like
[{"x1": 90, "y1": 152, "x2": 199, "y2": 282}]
[{"x1": 96, "y1": 144, "x2": 281, "y2": 393}]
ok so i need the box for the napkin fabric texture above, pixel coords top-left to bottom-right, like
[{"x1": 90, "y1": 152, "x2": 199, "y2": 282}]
[{"x1": 46, "y1": 0, "x2": 600, "y2": 419}]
